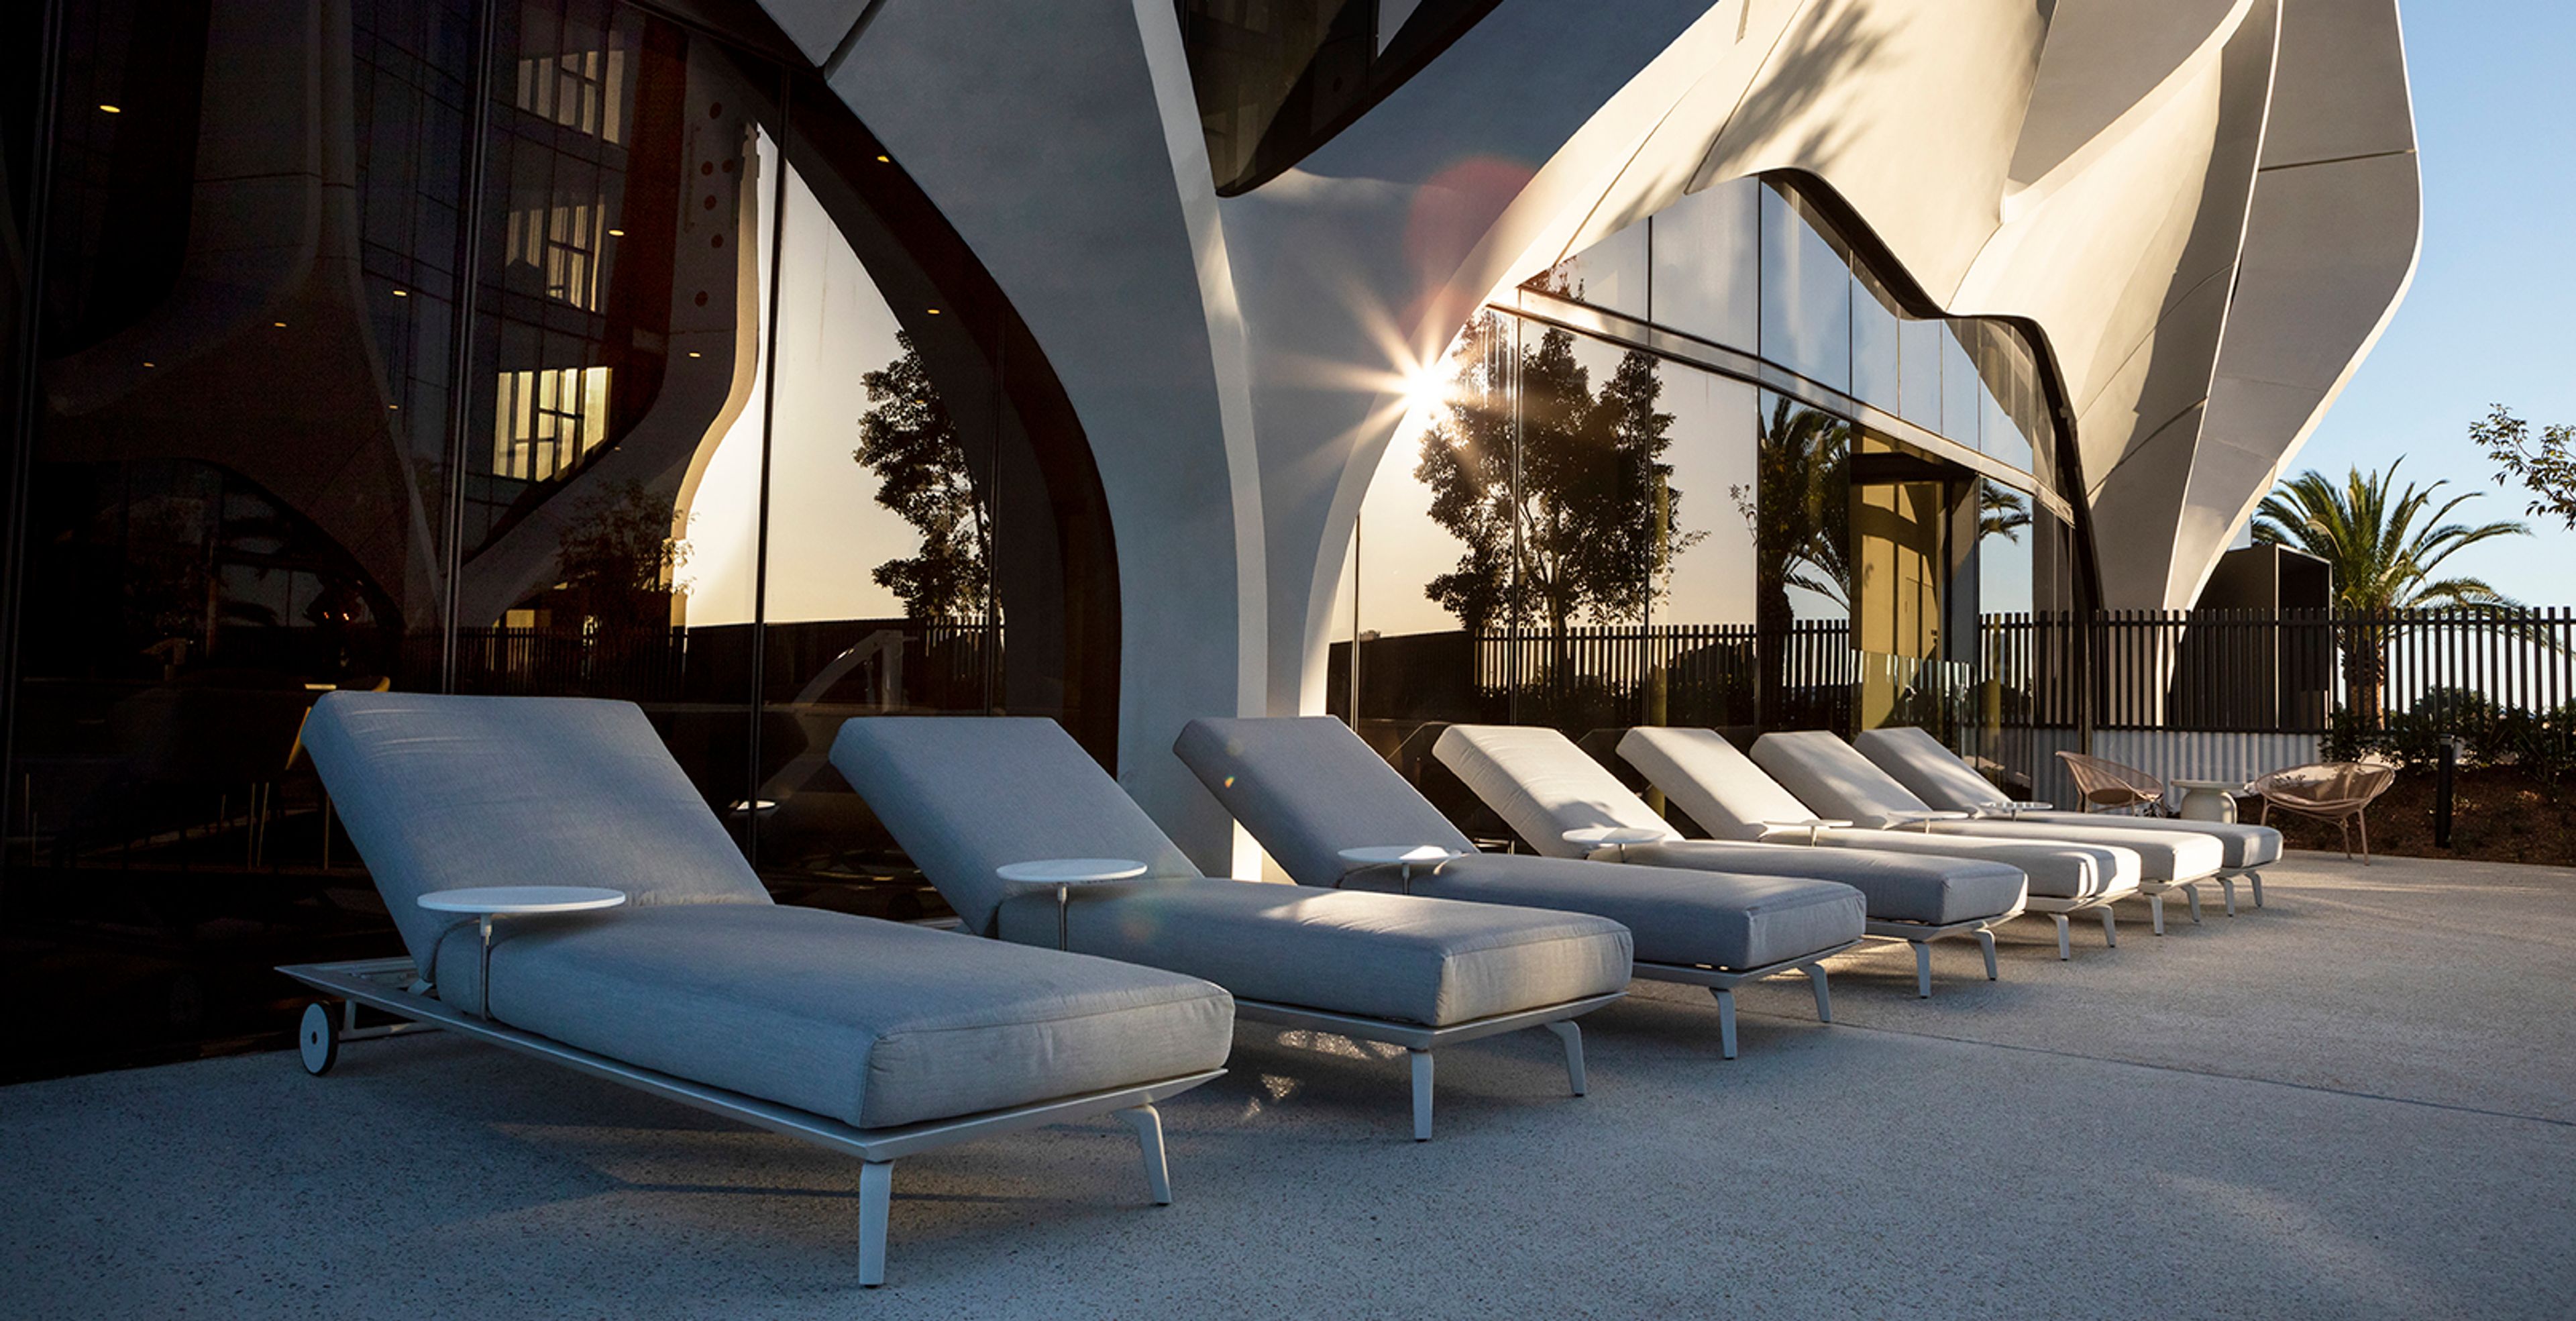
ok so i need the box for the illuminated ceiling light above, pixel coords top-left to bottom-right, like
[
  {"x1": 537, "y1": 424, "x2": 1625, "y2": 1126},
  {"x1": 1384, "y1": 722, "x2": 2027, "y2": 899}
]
[
  {"x1": 607, "y1": 227, "x2": 625, "y2": 237},
  {"x1": 388, "y1": 404, "x2": 400, "y2": 411},
  {"x1": 391, "y1": 288, "x2": 408, "y2": 297},
  {"x1": 875, "y1": 154, "x2": 890, "y2": 163},
  {"x1": 99, "y1": 104, "x2": 121, "y2": 114},
  {"x1": 688, "y1": 351, "x2": 702, "y2": 358},
  {"x1": 272, "y1": 321, "x2": 287, "y2": 328},
  {"x1": 142, "y1": 361, "x2": 156, "y2": 368},
  {"x1": 924, "y1": 307, "x2": 941, "y2": 315}
]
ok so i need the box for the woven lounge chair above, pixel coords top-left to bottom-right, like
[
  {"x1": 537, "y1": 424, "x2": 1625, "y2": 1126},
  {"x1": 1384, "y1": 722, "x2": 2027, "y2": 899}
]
[
  {"x1": 2252, "y1": 761, "x2": 2398, "y2": 863},
  {"x1": 2056, "y1": 750, "x2": 2170, "y2": 815}
]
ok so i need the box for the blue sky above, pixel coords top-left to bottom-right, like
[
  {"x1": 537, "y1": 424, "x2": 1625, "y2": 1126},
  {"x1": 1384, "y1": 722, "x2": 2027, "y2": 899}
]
[{"x1": 2286, "y1": 1, "x2": 2576, "y2": 602}]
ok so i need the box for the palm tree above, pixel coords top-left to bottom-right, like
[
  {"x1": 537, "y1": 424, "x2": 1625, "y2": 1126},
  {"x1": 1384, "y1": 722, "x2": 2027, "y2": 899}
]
[{"x1": 2251, "y1": 462, "x2": 2528, "y2": 723}]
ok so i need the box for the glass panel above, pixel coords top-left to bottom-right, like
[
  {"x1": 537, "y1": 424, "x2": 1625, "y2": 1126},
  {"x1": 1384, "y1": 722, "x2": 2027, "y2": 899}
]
[
  {"x1": 1939, "y1": 321, "x2": 1980, "y2": 448},
  {"x1": 1899, "y1": 315, "x2": 1942, "y2": 431},
  {"x1": 1650, "y1": 368, "x2": 1760, "y2": 731},
  {"x1": 1648, "y1": 176, "x2": 1758, "y2": 348},
  {"x1": 6, "y1": 0, "x2": 476, "y2": 1078},
  {"x1": 1759, "y1": 182, "x2": 1852, "y2": 392},
  {"x1": 1754, "y1": 393, "x2": 1852, "y2": 731},
  {"x1": 1528, "y1": 220, "x2": 1648, "y2": 322},
  {"x1": 1972, "y1": 322, "x2": 2036, "y2": 474},
  {"x1": 456, "y1": 2, "x2": 769, "y2": 847},
  {"x1": 1851, "y1": 264, "x2": 1903, "y2": 415},
  {"x1": 1850, "y1": 437, "x2": 1951, "y2": 733}
]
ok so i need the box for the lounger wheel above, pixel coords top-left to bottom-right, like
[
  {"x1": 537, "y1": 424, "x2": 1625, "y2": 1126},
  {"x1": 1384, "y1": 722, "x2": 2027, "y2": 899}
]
[{"x1": 299, "y1": 1002, "x2": 340, "y2": 1076}]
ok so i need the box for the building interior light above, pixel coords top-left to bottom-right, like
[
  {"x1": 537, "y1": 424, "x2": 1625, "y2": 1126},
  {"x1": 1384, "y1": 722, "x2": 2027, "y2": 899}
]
[
  {"x1": 924, "y1": 307, "x2": 941, "y2": 315},
  {"x1": 607, "y1": 227, "x2": 624, "y2": 237},
  {"x1": 142, "y1": 361, "x2": 155, "y2": 368},
  {"x1": 875, "y1": 154, "x2": 890, "y2": 163},
  {"x1": 391, "y1": 288, "x2": 407, "y2": 297},
  {"x1": 272, "y1": 321, "x2": 286, "y2": 328},
  {"x1": 99, "y1": 104, "x2": 121, "y2": 114},
  {"x1": 688, "y1": 351, "x2": 702, "y2": 358}
]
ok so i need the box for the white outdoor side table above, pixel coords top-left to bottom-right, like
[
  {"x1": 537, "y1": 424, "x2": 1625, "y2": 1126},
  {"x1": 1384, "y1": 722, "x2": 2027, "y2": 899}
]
[
  {"x1": 1561, "y1": 825, "x2": 1670, "y2": 862},
  {"x1": 1980, "y1": 801, "x2": 2058, "y2": 821},
  {"x1": 1336, "y1": 845, "x2": 1464, "y2": 892},
  {"x1": 2172, "y1": 779, "x2": 2245, "y2": 824},
  {"x1": 1886, "y1": 809, "x2": 1973, "y2": 833},
  {"x1": 417, "y1": 886, "x2": 627, "y2": 1019},
  {"x1": 1757, "y1": 818, "x2": 1854, "y2": 845},
  {"x1": 996, "y1": 858, "x2": 1146, "y2": 950}
]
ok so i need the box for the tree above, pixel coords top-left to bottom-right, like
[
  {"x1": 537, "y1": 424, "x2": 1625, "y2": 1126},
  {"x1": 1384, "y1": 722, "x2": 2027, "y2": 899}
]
[
  {"x1": 855, "y1": 332, "x2": 990, "y2": 623},
  {"x1": 1733, "y1": 397, "x2": 1851, "y2": 720},
  {"x1": 2470, "y1": 404, "x2": 2576, "y2": 530},
  {"x1": 1415, "y1": 315, "x2": 1701, "y2": 645},
  {"x1": 557, "y1": 480, "x2": 688, "y2": 631},
  {"x1": 1979, "y1": 481, "x2": 2031, "y2": 545},
  {"x1": 2252, "y1": 461, "x2": 2528, "y2": 722}
]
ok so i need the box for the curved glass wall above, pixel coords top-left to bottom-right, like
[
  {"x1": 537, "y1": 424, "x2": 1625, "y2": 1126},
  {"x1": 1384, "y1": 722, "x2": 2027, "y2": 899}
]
[
  {"x1": 1334, "y1": 173, "x2": 2081, "y2": 840},
  {"x1": 0, "y1": 0, "x2": 1116, "y2": 1080}
]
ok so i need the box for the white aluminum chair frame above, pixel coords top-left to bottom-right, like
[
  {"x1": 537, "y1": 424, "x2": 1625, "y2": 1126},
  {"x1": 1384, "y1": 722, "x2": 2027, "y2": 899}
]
[
  {"x1": 279, "y1": 956, "x2": 1224, "y2": 1288},
  {"x1": 1230, "y1": 992, "x2": 1617, "y2": 1141}
]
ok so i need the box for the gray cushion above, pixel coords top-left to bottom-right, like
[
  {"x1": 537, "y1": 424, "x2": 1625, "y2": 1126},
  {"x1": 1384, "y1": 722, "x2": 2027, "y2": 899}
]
[
  {"x1": 828, "y1": 717, "x2": 1199, "y2": 937},
  {"x1": 1431, "y1": 725, "x2": 1678, "y2": 857},
  {"x1": 301, "y1": 692, "x2": 771, "y2": 979},
  {"x1": 440, "y1": 904, "x2": 1235, "y2": 1129},
  {"x1": 1927, "y1": 819, "x2": 2222, "y2": 882},
  {"x1": 1792, "y1": 828, "x2": 2135, "y2": 901},
  {"x1": 833, "y1": 716, "x2": 1633, "y2": 1025},
  {"x1": 991, "y1": 876, "x2": 1631, "y2": 1027},
  {"x1": 2008, "y1": 812, "x2": 2283, "y2": 868},
  {"x1": 1851, "y1": 726, "x2": 2018, "y2": 814},
  {"x1": 1174, "y1": 716, "x2": 1475, "y2": 886},
  {"x1": 1750, "y1": 731, "x2": 1939, "y2": 829},
  {"x1": 1378, "y1": 853, "x2": 1864, "y2": 970},
  {"x1": 1618, "y1": 726, "x2": 1828, "y2": 841},
  {"x1": 1618, "y1": 839, "x2": 2025, "y2": 927}
]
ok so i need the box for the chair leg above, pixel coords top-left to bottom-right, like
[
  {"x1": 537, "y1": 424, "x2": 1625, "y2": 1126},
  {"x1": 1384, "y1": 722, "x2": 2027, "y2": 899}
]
[
  {"x1": 1710, "y1": 987, "x2": 1738, "y2": 1059},
  {"x1": 2215, "y1": 874, "x2": 2239, "y2": 916},
  {"x1": 1114, "y1": 1104, "x2": 1172, "y2": 1204},
  {"x1": 2248, "y1": 869, "x2": 2265, "y2": 908},
  {"x1": 2147, "y1": 892, "x2": 2165, "y2": 936},
  {"x1": 2359, "y1": 813, "x2": 2371, "y2": 865},
  {"x1": 2099, "y1": 906, "x2": 2118, "y2": 948},
  {"x1": 2051, "y1": 913, "x2": 2072, "y2": 961},
  {"x1": 1544, "y1": 1020, "x2": 1587, "y2": 1096},
  {"x1": 1807, "y1": 964, "x2": 1832, "y2": 1023},
  {"x1": 1977, "y1": 927, "x2": 1999, "y2": 980},
  {"x1": 1913, "y1": 941, "x2": 1933, "y2": 998},
  {"x1": 857, "y1": 1159, "x2": 895, "y2": 1287},
  {"x1": 1409, "y1": 1049, "x2": 1434, "y2": 1141},
  {"x1": 2185, "y1": 884, "x2": 2203, "y2": 924}
]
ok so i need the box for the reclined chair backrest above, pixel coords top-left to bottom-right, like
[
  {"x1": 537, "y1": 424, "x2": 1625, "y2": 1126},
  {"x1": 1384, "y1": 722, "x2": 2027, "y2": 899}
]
[
  {"x1": 301, "y1": 692, "x2": 771, "y2": 978},
  {"x1": 1853, "y1": 726, "x2": 2009, "y2": 815},
  {"x1": 1174, "y1": 716, "x2": 1474, "y2": 886},
  {"x1": 1615, "y1": 726, "x2": 1819, "y2": 841},
  {"x1": 830, "y1": 717, "x2": 1201, "y2": 937},
  {"x1": 1750, "y1": 730, "x2": 1938, "y2": 829},
  {"x1": 1432, "y1": 725, "x2": 1679, "y2": 859}
]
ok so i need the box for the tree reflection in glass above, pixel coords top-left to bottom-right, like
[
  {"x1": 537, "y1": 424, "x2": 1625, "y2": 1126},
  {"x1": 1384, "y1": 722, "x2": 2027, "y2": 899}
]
[{"x1": 1741, "y1": 395, "x2": 1851, "y2": 726}]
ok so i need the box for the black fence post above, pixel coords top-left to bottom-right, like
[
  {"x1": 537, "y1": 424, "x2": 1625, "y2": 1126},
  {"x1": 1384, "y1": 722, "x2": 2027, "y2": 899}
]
[{"x1": 2435, "y1": 737, "x2": 2457, "y2": 849}]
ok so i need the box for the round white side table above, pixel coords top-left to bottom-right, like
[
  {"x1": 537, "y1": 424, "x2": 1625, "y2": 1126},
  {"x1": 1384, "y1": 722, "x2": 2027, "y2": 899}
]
[
  {"x1": 417, "y1": 886, "x2": 627, "y2": 1018},
  {"x1": 2172, "y1": 779, "x2": 2245, "y2": 824},
  {"x1": 1336, "y1": 845, "x2": 1464, "y2": 892},
  {"x1": 1561, "y1": 825, "x2": 1670, "y2": 862},
  {"x1": 1982, "y1": 801, "x2": 2058, "y2": 821},
  {"x1": 996, "y1": 858, "x2": 1146, "y2": 950},
  {"x1": 1886, "y1": 809, "x2": 1973, "y2": 833}
]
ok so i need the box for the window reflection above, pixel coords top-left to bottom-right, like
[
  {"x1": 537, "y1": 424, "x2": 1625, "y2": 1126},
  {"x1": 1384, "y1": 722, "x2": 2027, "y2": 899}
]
[{"x1": 1758, "y1": 182, "x2": 1853, "y2": 392}]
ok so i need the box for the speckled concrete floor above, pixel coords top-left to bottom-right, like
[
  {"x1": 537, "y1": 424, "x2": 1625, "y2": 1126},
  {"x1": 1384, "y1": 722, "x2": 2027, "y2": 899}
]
[{"x1": 4, "y1": 852, "x2": 2572, "y2": 1319}]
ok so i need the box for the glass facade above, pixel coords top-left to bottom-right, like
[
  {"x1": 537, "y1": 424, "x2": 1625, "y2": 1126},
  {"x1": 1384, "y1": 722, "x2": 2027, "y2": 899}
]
[
  {"x1": 1334, "y1": 173, "x2": 2084, "y2": 838},
  {"x1": 0, "y1": 0, "x2": 1116, "y2": 1081}
]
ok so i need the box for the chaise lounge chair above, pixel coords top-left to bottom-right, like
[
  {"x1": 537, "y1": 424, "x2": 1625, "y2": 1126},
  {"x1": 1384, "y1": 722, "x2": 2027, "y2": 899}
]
[
  {"x1": 1617, "y1": 725, "x2": 2145, "y2": 960},
  {"x1": 828, "y1": 717, "x2": 1634, "y2": 1141},
  {"x1": 279, "y1": 692, "x2": 1235, "y2": 1287},
  {"x1": 1174, "y1": 716, "x2": 1868, "y2": 1050},
  {"x1": 1754, "y1": 730, "x2": 2225, "y2": 935},
  {"x1": 1403, "y1": 722, "x2": 2023, "y2": 996},
  {"x1": 1856, "y1": 726, "x2": 2284, "y2": 910}
]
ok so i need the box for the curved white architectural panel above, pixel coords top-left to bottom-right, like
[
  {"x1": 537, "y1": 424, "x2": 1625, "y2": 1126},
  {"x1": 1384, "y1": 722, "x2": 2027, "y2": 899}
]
[{"x1": 761, "y1": 0, "x2": 2418, "y2": 859}]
